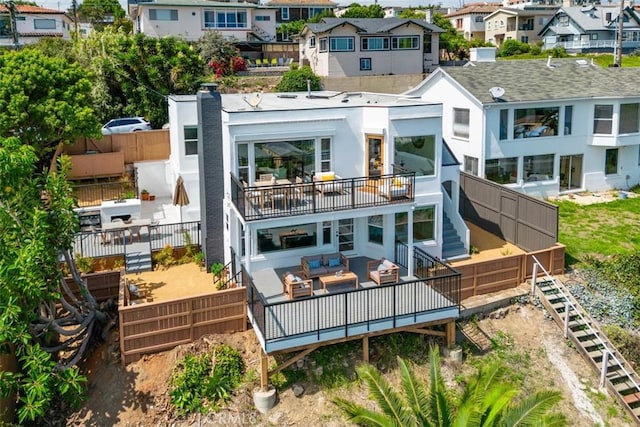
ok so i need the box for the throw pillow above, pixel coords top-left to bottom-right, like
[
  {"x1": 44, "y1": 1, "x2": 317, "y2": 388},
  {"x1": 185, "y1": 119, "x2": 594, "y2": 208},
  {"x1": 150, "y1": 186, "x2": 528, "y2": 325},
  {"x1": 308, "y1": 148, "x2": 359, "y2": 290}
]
[
  {"x1": 321, "y1": 172, "x2": 335, "y2": 181},
  {"x1": 309, "y1": 259, "x2": 322, "y2": 269},
  {"x1": 383, "y1": 259, "x2": 394, "y2": 268},
  {"x1": 377, "y1": 264, "x2": 386, "y2": 271},
  {"x1": 393, "y1": 178, "x2": 402, "y2": 187},
  {"x1": 328, "y1": 257, "x2": 341, "y2": 267},
  {"x1": 294, "y1": 275, "x2": 303, "y2": 282},
  {"x1": 286, "y1": 273, "x2": 295, "y2": 282}
]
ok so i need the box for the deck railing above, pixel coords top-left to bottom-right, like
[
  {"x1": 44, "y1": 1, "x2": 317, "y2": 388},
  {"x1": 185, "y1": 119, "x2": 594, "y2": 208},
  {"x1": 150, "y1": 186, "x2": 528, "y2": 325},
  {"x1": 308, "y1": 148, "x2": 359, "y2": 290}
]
[
  {"x1": 245, "y1": 262, "x2": 461, "y2": 345},
  {"x1": 71, "y1": 221, "x2": 201, "y2": 259},
  {"x1": 73, "y1": 181, "x2": 138, "y2": 208},
  {"x1": 231, "y1": 171, "x2": 415, "y2": 221}
]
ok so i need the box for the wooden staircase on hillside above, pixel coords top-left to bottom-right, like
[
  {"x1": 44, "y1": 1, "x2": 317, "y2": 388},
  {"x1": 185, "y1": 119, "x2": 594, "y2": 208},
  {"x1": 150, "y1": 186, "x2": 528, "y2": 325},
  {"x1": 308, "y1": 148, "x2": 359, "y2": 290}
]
[{"x1": 533, "y1": 268, "x2": 640, "y2": 425}]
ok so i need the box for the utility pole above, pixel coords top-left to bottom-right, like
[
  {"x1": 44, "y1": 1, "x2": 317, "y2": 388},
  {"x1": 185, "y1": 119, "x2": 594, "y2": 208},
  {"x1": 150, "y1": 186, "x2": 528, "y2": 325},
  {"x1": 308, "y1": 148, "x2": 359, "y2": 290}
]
[
  {"x1": 71, "y1": 0, "x2": 79, "y2": 40},
  {"x1": 614, "y1": 0, "x2": 625, "y2": 67},
  {"x1": 7, "y1": 0, "x2": 19, "y2": 49}
]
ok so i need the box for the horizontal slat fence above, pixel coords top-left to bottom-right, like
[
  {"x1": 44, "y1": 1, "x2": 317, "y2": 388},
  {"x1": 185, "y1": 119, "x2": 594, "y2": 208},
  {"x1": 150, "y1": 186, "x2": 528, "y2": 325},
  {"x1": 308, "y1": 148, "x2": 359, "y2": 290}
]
[
  {"x1": 455, "y1": 245, "x2": 564, "y2": 300},
  {"x1": 64, "y1": 270, "x2": 122, "y2": 302},
  {"x1": 118, "y1": 285, "x2": 246, "y2": 365}
]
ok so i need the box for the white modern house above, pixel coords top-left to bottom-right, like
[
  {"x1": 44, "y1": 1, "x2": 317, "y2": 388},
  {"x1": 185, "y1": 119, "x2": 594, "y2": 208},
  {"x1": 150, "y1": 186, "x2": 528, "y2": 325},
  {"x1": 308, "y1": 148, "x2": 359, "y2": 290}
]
[
  {"x1": 0, "y1": 4, "x2": 71, "y2": 47},
  {"x1": 405, "y1": 56, "x2": 640, "y2": 199},
  {"x1": 167, "y1": 86, "x2": 469, "y2": 274},
  {"x1": 130, "y1": 0, "x2": 277, "y2": 42},
  {"x1": 298, "y1": 18, "x2": 442, "y2": 77}
]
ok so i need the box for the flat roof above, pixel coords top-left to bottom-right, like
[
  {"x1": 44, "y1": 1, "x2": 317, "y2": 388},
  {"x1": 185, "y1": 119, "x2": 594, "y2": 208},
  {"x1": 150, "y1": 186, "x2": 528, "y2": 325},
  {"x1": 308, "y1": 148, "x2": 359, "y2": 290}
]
[{"x1": 170, "y1": 90, "x2": 441, "y2": 112}]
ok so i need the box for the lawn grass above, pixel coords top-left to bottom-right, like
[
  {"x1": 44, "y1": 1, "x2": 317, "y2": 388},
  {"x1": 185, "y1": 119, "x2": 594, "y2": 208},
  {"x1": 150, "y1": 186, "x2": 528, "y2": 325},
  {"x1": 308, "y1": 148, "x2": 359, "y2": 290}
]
[
  {"x1": 553, "y1": 196, "x2": 640, "y2": 266},
  {"x1": 499, "y1": 53, "x2": 640, "y2": 67}
]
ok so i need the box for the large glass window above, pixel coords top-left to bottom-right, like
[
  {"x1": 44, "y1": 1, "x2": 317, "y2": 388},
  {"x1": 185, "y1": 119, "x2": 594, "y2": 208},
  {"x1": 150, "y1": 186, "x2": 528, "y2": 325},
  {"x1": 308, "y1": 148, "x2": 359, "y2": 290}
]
[
  {"x1": 514, "y1": 107, "x2": 559, "y2": 138},
  {"x1": 564, "y1": 106, "x2": 573, "y2": 135},
  {"x1": 368, "y1": 215, "x2": 383, "y2": 245},
  {"x1": 257, "y1": 223, "x2": 317, "y2": 253},
  {"x1": 149, "y1": 9, "x2": 178, "y2": 21},
  {"x1": 183, "y1": 126, "x2": 198, "y2": 156},
  {"x1": 605, "y1": 148, "x2": 618, "y2": 175},
  {"x1": 619, "y1": 103, "x2": 639, "y2": 134},
  {"x1": 394, "y1": 135, "x2": 435, "y2": 176},
  {"x1": 499, "y1": 109, "x2": 508, "y2": 140},
  {"x1": 395, "y1": 206, "x2": 435, "y2": 243},
  {"x1": 453, "y1": 108, "x2": 470, "y2": 139},
  {"x1": 391, "y1": 36, "x2": 419, "y2": 49},
  {"x1": 237, "y1": 144, "x2": 249, "y2": 182},
  {"x1": 34, "y1": 19, "x2": 56, "y2": 29},
  {"x1": 320, "y1": 138, "x2": 331, "y2": 172},
  {"x1": 361, "y1": 37, "x2": 388, "y2": 50},
  {"x1": 319, "y1": 38, "x2": 328, "y2": 52},
  {"x1": 485, "y1": 157, "x2": 518, "y2": 184},
  {"x1": 254, "y1": 140, "x2": 314, "y2": 181},
  {"x1": 423, "y1": 34, "x2": 432, "y2": 53},
  {"x1": 204, "y1": 10, "x2": 247, "y2": 28},
  {"x1": 330, "y1": 37, "x2": 354, "y2": 51},
  {"x1": 593, "y1": 104, "x2": 613, "y2": 134},
  {"x1": 523, "y1": 154, "x2": 554, "y2": 182}
]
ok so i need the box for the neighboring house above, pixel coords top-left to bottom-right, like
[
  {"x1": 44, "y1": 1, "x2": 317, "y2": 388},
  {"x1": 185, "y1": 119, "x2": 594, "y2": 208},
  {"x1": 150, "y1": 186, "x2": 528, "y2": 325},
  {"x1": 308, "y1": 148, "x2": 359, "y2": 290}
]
[
  {"x1": 264, "y1": 0, "x2": 336, "y2": 24},
  {"x1": 298, "y1": 17, "x2": 442, "y2": 77},
  {"x1": 129, "y1": 0, "x2": 277, "y2": 42},
  {"x1": 539, "y1": 5, "x2": 640, "y2": 53},
  {"x1": 445, "y1": 2, "x2": 501, "y2": 41},
  {"x1": 167, "y1": 87, "x2": 469, "y2": 274},
  {"x1": 405, "y1": 56, "x2": 640, "y2": 199},
  {"x1": 484, "y1": 6, "x2": 557, "y2": 46},
  {"x1": 0, "y1": 4, "x2": 71, "y2": 47}
]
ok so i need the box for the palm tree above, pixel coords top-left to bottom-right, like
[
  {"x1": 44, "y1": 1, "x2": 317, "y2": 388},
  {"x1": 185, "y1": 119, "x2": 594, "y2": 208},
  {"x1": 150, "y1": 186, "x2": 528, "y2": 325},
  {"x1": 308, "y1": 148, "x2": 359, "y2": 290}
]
[{"x1": 333, "y1": 347, "x2": 566, "y2": 427}]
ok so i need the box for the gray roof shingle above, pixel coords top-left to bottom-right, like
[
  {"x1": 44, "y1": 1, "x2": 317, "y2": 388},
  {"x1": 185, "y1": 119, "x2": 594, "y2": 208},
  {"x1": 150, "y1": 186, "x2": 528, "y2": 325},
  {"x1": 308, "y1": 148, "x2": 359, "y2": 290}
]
[
  {"x1": 306, "y1": 17, "x2": 443, "y2": 34},
  {"x1": 437, "y1": 59, "x2": 640, "y2": 104}
]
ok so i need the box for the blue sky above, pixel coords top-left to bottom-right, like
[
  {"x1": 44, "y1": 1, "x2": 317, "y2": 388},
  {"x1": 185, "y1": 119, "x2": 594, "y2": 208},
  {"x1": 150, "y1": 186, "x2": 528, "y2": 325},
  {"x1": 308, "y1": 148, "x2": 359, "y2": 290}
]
[{"x1": 39, "y1": 0, "x2": 462, "y2": 15}]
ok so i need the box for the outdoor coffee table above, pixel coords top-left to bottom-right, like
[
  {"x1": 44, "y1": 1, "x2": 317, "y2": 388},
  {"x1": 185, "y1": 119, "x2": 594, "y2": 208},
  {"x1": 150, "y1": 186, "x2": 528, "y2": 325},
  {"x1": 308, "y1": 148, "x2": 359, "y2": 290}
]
[{"x1": 319, "y1": 271, "x2": 358, "y2": 292}]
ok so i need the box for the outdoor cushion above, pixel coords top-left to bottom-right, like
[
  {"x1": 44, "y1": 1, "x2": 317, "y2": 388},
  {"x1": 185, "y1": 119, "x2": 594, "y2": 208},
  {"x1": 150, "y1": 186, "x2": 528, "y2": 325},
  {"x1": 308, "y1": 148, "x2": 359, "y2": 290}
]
[
  {"x1": 382, "y1": 259, "x2": 394, "y2": 268},
  {"x1": 328, "y1": 257, "x2": 341, "y2": 267},
  {"x1": 294, "y1": 275, "x2": 303, "y2": 283},
  {"x1": 309, "y1": 259, "x2": 322, "y2": 269},
  {"x1": 377, "y1": 264, "x2": 387, "y2": 271},
  {"x1": 286, "y1": 273, "x2": 295, "y2": 282},
  {"x1": 321, "y1": 172, "x2": 335, "y2": 181}
]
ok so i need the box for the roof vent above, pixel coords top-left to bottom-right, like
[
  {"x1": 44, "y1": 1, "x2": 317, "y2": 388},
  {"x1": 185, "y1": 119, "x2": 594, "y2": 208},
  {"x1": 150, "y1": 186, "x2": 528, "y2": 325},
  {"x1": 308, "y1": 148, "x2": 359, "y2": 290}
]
[
  {"x1": 547, "y1": 56, "x2": 556, "y2": 68},
  {"x1": 576, "y1": 59, "x2": 588, "y2": 66}
]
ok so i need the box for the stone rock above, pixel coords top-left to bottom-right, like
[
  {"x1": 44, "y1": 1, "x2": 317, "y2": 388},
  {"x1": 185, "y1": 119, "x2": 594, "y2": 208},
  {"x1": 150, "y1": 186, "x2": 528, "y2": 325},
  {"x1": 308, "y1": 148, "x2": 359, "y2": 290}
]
[
  {"x1": 292, "y1": 384, "x2": 305, "y2": 397},
  {"x1": 268, "y1": 412, "x2": 283, "y2": 424},
  {"x1": 314, "y1": 366, "x2": 323, "y2": 377},
  {"x1": 296, "y1": 359, "x2": 305, "y2": 369}
]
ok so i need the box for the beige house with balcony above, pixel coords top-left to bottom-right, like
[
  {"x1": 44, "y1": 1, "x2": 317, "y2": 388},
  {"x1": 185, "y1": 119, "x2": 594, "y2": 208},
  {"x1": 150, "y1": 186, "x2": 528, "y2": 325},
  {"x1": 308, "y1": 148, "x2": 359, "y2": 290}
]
[
  {"x1": 298, "y1": 17, "x2": 442, "y2": 77},
  {"x1": 446, "y1": 2, "x2": 501, "y2": 41},
  {"x1": 130, "y1": 0, "x2": 277, "y2": 42},
  {"x1": 484, "y1": 6, "x2": 557, "y2": 46}
]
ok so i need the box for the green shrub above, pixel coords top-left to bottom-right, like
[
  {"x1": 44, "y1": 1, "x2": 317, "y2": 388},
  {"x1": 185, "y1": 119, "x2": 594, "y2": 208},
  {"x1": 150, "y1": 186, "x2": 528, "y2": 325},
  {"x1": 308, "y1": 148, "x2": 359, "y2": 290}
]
[
  {"x1": 75, "y1": 253, "x2": 94, "y2": 274},
  {"x1": 603, "y1": 324, "x2": 640, "y2": 368},
  {"x1": 153, "y1": 244, "x2": 176, "y2": 270},
  {"x1": 499, "y1": 39, "x2": 530, "y2": 57},
  {"x1": 276, "y1": 66, "x2": 321, "y2": 92},
  {"x1": 169, "y1": 344, "x2": 246, "y2": 415}
]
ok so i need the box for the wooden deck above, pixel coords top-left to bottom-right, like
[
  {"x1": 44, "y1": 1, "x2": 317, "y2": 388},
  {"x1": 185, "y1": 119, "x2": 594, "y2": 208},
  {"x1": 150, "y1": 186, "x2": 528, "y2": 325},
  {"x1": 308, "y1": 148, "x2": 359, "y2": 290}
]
[{"x1": 247, "y1": 257, "x2": 460, "y2": 353}]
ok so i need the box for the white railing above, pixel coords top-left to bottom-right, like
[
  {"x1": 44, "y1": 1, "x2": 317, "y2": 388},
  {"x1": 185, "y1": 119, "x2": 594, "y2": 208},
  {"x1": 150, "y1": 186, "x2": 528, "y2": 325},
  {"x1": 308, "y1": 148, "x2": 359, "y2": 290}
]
[
  {"x1": 531, "y1": 256, "x2": 640, "y2": 392},
  {"x1": 543, "y1": 39, "x2": 640, "y2": 51}
]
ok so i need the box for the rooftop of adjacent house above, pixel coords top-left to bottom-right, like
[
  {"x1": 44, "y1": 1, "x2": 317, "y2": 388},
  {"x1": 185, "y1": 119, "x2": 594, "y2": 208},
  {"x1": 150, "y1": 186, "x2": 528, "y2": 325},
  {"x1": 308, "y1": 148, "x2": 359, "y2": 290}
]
[
  {"x1": 445, "y1": 2, "x2": 502, "y2": 18},
  {"x1": 548, "y1": 5, "x2": 637, "y2": 31},
  {"x1": 0, "y1": 4, "x2": 63, "y2": 13},
  {"x1": 170, "y1": 90, "x2": 442, "y2": 113},
  {"x1": 419, "y1": 59, "x2": 640, "y2": 104},
  {"x1": 305, "y1": 17, "x2": 444, "y2": 34},
  {"x1": 264, "y1": 0, "x2": 337, "y2": 6},
  {"x1": 133, "y1": 0, "x2": 266, "y2": 7}
]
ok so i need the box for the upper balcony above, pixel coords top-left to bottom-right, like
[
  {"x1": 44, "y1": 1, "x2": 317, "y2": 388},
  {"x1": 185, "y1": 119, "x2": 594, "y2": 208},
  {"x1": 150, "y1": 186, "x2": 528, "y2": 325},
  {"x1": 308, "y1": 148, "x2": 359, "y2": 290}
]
[{"x1": 230, "y1": 171, "x2": 416, "y2": 221}]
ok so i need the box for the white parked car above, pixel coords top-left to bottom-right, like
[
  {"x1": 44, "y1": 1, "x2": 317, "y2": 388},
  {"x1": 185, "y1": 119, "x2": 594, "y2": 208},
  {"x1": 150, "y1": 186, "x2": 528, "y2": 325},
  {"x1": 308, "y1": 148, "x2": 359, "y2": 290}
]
[{"x1": 101, "y1": 117, "x2": 152, "y2": 135}]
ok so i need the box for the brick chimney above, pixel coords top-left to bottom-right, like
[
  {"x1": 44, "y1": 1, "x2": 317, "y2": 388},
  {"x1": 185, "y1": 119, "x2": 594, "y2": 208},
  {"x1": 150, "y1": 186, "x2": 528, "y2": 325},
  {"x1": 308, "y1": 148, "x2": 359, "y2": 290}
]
[{"x1": 197, "y1": 83, "x2": 225, "y2": 272}]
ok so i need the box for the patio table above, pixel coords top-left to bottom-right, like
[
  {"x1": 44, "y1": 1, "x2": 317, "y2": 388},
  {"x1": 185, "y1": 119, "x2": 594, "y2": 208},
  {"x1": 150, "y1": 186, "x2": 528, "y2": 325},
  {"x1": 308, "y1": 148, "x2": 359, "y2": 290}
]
[
  {"x1": 101, "y1": 218, "x2": 152, "y2": 244},
  {"x1": 319, "y1": 271, "x2": 358, "y2": 292}
]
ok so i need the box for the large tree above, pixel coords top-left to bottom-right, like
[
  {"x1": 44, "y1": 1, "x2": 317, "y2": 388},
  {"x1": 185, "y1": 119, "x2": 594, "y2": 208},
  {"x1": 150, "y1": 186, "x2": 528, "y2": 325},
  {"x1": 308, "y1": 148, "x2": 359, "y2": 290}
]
[
  {"x1": 75, "y1": 29, "x2": 206, "y2": 128},
  {"x1": 77, "y1": 0, "x2": 126, "y2": 28},
  {"x1": 334, "y1": 349, "x2": 566, "y2": 426},
  {"x1": 433, "y1": 13, "x2": 470, "y2": 60},
  {"x1": 0, "y1": 50, "x2": 110, "y2": 424}
]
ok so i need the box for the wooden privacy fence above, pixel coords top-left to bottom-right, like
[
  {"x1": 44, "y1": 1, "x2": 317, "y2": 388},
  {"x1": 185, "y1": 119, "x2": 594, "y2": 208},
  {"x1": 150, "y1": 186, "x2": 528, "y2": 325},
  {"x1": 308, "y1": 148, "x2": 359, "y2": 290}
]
[
  {"x1": 118, "y1": 284, "x2": 247, "y2": 365},
  {"x1": 460, "y1": 172, "x2": 558, "y2": 252},
  {"x1": 64, "y1": 270, "x2": 122, "y2": 302},
  {"x1": 456, "y1": 244, "x2": 565, "y2": 300}
]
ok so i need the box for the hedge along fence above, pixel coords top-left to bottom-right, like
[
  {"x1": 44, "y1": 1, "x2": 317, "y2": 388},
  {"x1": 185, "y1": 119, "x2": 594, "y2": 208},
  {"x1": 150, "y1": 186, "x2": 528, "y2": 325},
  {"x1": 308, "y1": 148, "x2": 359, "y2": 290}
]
[
  {"x1": 455, "y1": 244, "x2": 565, "y2": 300},
  {"x1": 118, "y1": 281, "x2": 247, "y2": 365}
]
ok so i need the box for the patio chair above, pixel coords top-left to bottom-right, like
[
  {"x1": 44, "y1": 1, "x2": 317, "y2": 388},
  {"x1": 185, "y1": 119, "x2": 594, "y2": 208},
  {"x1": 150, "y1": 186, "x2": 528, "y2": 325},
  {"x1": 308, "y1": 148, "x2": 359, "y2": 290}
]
[
  {"x1": 128, "y1": 225, "x2": 142, "y2": 243},
  {"x1": 243, "y1": 181, "x2": 263, "y2": 207},
  {"x1": 271, "y1": 58, "x2": 278, "y2": 67},
  {"x1": 259, "y1": 173, "x2": 274, "y2": 182},
  {"x1": 367, "y1": 258, "x2": 399, "y2": 285},
  {"x1": 282, "y1": 271, "x2": 313, "y2": 299}
]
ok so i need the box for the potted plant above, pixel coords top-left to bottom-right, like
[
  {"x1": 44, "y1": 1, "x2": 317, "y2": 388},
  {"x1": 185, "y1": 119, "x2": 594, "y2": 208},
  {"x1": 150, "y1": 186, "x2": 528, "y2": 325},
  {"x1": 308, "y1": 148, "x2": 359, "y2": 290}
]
[{"x1": 140, "y1": 189, "x2": 149, "y2": 201}]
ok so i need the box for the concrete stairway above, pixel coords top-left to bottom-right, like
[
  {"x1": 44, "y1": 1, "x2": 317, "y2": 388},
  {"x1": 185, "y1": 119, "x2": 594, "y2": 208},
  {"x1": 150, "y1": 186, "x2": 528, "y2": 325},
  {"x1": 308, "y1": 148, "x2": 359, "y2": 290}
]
[
  {"x1": 125, "y1": 250, "x2": 152, "y2": 273},
  {"x1": 442, "y1": 212, "x2": 467, "y2": 260},
  {"x1": 536, "y1": 278, "x2": 640, "y2": 422}
]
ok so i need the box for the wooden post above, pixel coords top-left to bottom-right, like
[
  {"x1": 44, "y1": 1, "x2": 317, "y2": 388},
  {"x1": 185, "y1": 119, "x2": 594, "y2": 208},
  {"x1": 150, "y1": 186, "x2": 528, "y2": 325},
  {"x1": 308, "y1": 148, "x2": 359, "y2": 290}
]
[
  {"x1": 260, "y1": 350, "x2": 269, "y2": 392},
  {"x1": 445, "y1": 321, "x2": 456, "y2": 347},
  {"x1": 363, "y1": 336, "x2": 369, "y2": 363}
]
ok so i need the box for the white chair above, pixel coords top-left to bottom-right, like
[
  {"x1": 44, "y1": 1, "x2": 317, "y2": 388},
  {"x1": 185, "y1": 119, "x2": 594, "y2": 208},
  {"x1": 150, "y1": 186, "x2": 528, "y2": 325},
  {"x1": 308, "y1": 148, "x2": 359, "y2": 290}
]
[{"x1": 243, "y1": 181, "x2": 263, "y2": 208}]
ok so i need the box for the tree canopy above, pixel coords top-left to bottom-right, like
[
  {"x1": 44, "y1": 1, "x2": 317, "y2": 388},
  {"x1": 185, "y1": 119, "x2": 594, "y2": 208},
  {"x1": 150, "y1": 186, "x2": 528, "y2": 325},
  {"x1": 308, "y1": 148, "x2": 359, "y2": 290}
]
[
  {"x1": 77, "y1": 0, "x2": 126, "y2": 26},
  {"x1": 0, "y1": 50, "x2": 101, "y2": 165},
  {"x1": 342, "y1": 3, "x2": 384, "y2": 18}
]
